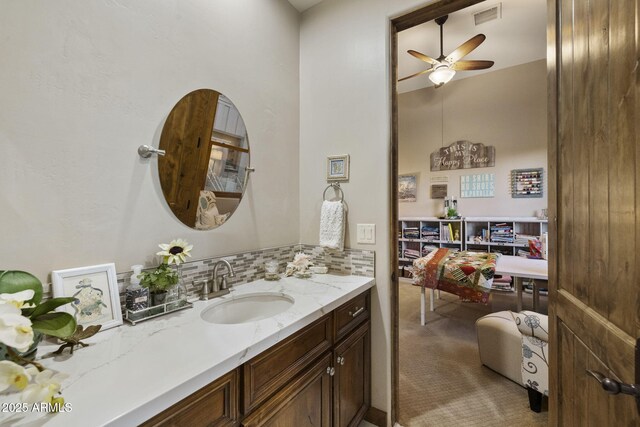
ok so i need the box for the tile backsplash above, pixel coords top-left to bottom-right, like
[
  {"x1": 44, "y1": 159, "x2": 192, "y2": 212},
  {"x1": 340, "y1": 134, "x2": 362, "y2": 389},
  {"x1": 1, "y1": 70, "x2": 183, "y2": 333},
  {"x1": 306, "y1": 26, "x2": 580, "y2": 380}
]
[{"x1": 113, "y1": 244, "x2": 375, "y2": 304}]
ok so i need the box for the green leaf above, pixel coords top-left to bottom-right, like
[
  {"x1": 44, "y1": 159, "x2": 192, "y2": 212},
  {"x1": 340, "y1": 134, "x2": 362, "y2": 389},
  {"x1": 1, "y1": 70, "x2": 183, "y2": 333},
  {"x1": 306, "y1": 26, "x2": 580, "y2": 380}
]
[
  {"x1": 138, "y1": 264, "x2": 178, "y2": 292},
  {"x1": 29, "y1": 297, "x2": 76, "y2": 319},
  {"x1": 0, "y1": 271, "x2": 43, "y2": 305},
  {"x1": 32, "y1": 312, "x2": 77, "y2": 338}
]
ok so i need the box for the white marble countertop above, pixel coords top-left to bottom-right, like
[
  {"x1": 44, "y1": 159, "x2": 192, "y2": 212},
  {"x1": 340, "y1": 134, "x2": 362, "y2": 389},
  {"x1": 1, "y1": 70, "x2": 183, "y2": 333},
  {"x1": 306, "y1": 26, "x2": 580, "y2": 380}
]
[{"x1": 0, "y1": 274, "x2": 375, "y2": 426}]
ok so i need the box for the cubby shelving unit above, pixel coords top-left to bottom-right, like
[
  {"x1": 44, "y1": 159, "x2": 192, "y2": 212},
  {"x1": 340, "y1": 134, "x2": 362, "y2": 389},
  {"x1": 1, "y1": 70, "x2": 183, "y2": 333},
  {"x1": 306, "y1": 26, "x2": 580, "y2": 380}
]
[
  {"x1": 398, "y1": 217, "x2": 464, "y2": 279},
  {"x1": 397, "y1": 216, "x2": 548, "y2": 279},
  {"x1": 464, "y1": 217, "x2": 548, "y2": 256}
]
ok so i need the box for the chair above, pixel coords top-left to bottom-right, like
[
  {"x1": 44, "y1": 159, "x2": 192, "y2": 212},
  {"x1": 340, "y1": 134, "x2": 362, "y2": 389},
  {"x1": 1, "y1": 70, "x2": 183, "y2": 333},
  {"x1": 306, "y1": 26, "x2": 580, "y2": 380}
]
[{"x1": 476, "y1": 310, "x2": 549, "y2": 412}]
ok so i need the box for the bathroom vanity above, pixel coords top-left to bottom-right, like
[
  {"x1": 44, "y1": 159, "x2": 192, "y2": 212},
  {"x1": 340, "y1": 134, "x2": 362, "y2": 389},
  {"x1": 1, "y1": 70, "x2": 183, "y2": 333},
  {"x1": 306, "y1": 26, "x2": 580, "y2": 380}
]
[
  {"x1": 0, "y1": 274, "x2": 374, "y2": 426},
  {"x1": 143, "y1": 289, "x2": 370, "y2": 426}
]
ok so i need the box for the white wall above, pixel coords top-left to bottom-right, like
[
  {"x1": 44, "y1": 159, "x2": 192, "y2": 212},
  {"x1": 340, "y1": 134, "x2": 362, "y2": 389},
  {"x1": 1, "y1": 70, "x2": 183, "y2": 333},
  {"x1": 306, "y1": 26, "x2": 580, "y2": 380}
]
[
  {"x1": 0, "y1": 0, "x2": 300, "y2": 280},
  {"x1": 299, "y1": 0, "x2": 435, "y2": 421},
  {"x1": 399, "y1": 60, "x2": 548, "y2": 218}
]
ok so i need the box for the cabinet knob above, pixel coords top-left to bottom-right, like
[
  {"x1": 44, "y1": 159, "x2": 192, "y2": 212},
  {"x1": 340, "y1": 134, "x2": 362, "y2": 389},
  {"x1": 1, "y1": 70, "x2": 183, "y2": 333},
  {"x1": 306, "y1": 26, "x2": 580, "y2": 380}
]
[
  {"x1": 337, "y1": 356, "x2": 345, "y2": 365},
  {"x1": 326, "y1": 366, "x2": 335, "y2": 376}
]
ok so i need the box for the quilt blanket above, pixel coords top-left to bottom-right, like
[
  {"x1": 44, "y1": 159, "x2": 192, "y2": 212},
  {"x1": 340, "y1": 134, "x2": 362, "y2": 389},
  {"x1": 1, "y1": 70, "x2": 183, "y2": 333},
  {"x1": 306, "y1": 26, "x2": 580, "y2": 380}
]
[{"x1": 412, "y1": 248, "x2": 499, "y2": 304}]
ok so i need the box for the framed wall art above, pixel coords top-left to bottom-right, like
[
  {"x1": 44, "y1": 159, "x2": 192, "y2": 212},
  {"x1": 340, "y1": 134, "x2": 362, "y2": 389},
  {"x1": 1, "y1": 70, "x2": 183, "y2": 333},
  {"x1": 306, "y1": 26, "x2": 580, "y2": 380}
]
[
  {"x1": 398, "y1": 174, "x2": 418, "y2": 202},
  {"x1": 327, "y1": 154, "x2": 350, "y2": 181},
  {"x1": 511, "y1": 168, "x2": 543, "y2": 198},
  {"x1": 52, "y1": 263, "x2": 123, "y2": 331}
]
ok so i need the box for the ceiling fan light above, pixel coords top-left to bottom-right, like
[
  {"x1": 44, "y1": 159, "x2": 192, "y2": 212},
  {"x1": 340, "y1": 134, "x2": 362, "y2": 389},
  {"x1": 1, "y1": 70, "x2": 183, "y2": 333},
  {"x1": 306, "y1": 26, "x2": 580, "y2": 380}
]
[{"x1": 429, "y1": 67, "x2": 456, "y2": 85}]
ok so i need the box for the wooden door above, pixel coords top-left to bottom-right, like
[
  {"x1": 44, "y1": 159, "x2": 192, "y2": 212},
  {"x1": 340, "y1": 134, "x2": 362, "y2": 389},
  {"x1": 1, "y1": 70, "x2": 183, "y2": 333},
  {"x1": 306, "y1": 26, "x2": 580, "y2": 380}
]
[
  {"x1": 549, "y1": 0, "x2": 639, "y2": 424},
  {"x1": 334, "y1": 321, "x2": 371, "y2": 427}
]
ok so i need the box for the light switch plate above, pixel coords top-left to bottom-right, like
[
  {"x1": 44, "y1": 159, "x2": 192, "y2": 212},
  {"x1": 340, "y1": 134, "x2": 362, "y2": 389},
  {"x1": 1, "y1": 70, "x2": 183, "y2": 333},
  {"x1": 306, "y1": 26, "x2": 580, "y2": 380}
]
[{"x1": 357, "y1": 224, "x2": 376, "y2": 244}]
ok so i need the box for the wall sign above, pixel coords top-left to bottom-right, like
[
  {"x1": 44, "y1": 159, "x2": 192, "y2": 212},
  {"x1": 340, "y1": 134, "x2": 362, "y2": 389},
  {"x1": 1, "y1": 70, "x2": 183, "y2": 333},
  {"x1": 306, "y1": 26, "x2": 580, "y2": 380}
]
[
  {"x1": 430, "y1": 184, "x2": 447, "y2": 199},
  {"x1": 430, "y1": 176, "x2": 449, "y2": 183},
  {"x1": 430, "y1": 140, "x2": 495, "y2": 171},
  {"x1": 460, "y1": 173, "x2": 495, "y2": 198}
]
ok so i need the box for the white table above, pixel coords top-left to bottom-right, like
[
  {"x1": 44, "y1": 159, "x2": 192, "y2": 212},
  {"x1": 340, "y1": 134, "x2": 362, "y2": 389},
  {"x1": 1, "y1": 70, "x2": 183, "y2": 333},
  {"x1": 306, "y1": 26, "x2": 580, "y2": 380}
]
[
  {"x1": 495, "y1": 255, "x2": 548, "y2": 312},
  {"x1": 419, "y1": 255, "x2": 548, "y2": 325}
]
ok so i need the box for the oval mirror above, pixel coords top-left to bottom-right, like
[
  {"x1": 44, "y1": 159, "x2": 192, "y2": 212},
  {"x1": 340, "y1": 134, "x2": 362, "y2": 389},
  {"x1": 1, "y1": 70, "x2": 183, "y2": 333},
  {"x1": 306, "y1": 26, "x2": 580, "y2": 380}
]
[{"x1": 158, "y1": 89, "x2": 250, "y2": 230}]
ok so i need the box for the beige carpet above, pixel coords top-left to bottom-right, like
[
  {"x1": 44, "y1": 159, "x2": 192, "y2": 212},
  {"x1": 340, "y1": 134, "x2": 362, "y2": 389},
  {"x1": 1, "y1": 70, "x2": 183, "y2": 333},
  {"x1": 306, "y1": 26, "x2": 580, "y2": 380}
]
[{"x1": 398, "y1": 281, "x2": 548, "y2": 427}]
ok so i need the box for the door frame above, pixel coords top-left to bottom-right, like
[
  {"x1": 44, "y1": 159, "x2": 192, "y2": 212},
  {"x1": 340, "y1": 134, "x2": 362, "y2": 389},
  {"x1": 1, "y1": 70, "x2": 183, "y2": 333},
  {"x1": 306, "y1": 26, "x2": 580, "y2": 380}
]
[
  {"x1": 546, "y1": 0, "x2": 558, "y2": 423},
  {"x1": 388, "y1": 0, "x2": 551, "y2": 423}
]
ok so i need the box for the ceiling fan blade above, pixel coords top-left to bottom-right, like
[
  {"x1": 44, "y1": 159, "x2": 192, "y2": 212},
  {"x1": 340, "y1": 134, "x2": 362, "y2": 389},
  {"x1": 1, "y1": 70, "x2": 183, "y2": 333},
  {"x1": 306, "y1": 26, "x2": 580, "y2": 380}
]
[
  {"x1": 408, "y1": 50, "x2": 439, "y2": 65},
  {"x1": 398, "y1": 68, "x2": 434, "y2": 82},
  {"x1": 445, "y1": 34, "x2": 486, "y2": 64},
  {"x1": 451, "y1": 60, "x2": 494, "y2": 71}
]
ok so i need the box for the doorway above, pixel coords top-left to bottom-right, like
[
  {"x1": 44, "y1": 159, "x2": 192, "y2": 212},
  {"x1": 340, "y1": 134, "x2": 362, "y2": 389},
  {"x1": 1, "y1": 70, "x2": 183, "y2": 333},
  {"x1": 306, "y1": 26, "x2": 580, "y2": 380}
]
[{"x1": 390, "y1": 0, "x2": 550, "y2": 425}]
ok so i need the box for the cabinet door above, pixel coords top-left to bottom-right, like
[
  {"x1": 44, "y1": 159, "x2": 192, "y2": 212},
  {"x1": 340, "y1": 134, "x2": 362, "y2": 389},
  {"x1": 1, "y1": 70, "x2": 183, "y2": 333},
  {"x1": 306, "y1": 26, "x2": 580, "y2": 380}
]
[
  {"x1": 241, "y1": 353, "x2": 332, "y2": 427},
  {"x1": 334, "y1": 321, "x2": 370, "y2": 427},
  {"x1": 243, "y1": 315, "x2": 332, "y2": 413},
  {"x1": 141, "y1": 369, "x2": 238, "y2": 427}
]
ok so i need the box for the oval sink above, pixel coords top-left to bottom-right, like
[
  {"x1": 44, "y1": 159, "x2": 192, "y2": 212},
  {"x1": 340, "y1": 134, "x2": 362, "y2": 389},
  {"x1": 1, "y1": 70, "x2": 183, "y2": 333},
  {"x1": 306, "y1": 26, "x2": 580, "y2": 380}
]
[{"x1": 200, "y1": 292, "x2": 295, "y2": 324}]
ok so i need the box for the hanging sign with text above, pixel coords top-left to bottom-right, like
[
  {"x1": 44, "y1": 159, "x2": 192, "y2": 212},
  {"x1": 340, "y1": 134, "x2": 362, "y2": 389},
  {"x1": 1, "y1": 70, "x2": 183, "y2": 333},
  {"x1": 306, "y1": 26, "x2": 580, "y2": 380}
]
[
  {"x1": 460, "y1": 173, "x2": 495, "y2": 198},
  {"x1": 430, "y1": 140, "x2": 496, "y2": 171}
]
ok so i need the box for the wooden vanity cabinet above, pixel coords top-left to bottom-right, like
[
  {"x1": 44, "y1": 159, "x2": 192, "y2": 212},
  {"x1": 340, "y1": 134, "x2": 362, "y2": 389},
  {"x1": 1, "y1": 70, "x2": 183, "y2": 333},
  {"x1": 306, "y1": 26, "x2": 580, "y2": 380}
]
[
  {"x1": 241, "y1": 290, "x2": 371, "y2": 427},
  {"x1": 142, "y1": 289, "x2": 371, "y2": 427},
  {"x1": 140, "y1": 369, "x2": 239, "y2": 427}
]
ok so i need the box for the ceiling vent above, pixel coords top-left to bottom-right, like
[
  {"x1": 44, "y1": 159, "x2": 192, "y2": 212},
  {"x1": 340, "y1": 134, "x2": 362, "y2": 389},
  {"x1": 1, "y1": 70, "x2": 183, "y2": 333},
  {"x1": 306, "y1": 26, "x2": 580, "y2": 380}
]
[{"x1": 474, "y1": 3, "x2": 502, "y2": 26}]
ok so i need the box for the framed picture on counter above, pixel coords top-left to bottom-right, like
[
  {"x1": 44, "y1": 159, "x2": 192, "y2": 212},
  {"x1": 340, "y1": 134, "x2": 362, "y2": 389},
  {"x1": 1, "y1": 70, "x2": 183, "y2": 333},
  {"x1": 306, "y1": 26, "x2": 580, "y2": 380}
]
[{"x1": 52, "y1": 263, "x2": 122, "y2": 331}]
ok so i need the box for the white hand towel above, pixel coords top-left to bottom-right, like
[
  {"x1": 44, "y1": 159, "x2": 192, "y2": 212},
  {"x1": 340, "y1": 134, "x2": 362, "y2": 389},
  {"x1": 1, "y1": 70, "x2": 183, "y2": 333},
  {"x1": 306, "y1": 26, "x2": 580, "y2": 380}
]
[{"x1": 319, "y1": 200, "x2": 346, "y2": 251}]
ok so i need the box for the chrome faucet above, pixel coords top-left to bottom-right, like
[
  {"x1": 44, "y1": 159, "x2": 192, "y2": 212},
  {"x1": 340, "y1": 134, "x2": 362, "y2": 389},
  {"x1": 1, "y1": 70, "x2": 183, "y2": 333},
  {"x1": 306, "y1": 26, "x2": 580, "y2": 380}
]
[
  {"x1": 201, "y1": 259, "x2": 236, "y2": 300},
  {"x1": 213, "y1": 259, "x2": 235, "y2": 291}
]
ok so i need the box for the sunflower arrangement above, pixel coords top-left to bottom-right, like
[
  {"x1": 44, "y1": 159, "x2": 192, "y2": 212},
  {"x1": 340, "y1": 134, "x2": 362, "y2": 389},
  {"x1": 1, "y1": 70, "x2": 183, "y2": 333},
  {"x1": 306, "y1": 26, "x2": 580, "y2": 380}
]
[
  {"x1": 156, "y1": 239, "x2": 193, "y2": 265},
  {"x1": 138, "y1": 239, "x2": 193, "y2": 297}
]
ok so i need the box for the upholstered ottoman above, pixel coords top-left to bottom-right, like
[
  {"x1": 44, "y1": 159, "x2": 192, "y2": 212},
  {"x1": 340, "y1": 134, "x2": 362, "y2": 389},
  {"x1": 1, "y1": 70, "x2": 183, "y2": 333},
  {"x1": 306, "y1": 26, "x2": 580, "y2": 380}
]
[{"x1": 475, "y1": 311, "x2": 523, "y2": 386}]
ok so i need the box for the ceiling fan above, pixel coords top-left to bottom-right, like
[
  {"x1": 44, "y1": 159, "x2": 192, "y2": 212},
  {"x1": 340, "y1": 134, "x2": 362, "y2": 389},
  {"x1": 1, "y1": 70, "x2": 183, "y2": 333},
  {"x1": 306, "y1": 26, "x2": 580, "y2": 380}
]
[{"x1": 399, "y1": 15, "x2": 494, "y2": 87}]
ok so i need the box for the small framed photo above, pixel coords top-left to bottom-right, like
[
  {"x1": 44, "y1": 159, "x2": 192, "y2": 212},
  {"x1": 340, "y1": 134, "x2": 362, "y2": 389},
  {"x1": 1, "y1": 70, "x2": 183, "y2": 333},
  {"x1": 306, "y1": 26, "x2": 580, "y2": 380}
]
[
  {"x1": 327, "y1": 154, "x2": 350, "y2": 181},
  {"x1": 52, "y1": 263, "x2": 123, "y2": 331}
]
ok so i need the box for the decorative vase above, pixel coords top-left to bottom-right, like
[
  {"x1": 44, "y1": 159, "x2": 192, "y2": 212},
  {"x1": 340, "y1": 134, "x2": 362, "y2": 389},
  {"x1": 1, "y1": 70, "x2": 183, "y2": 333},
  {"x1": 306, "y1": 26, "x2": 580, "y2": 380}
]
[
  {"x1": 168, "y1": 264, "x2": 188, "y2": 302},
  {"x1": 0, "y1": 331, "x2": 43, "y2": 363},
  {"x1": 152, "y1": 291, "x2": 168, "y2": 306}
]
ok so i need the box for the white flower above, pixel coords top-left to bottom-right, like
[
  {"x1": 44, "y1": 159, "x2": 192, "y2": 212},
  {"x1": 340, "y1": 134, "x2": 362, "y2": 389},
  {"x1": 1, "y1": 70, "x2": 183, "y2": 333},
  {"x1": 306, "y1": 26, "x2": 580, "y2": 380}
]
[
  {"x1": 20, "y1": 370, "x2": 68, "y2": 404},
  {"x1": 0, "y1": 304, "x2": 34, "y2": 352},
  {"x1": 156, "y1": 239, "x2": 193, "y2": 265},
  {"x1": 0, "y1": 290, "x2": 35, "y2": 309},
  {"x1": 0, "y1": 361, "x2": 37, "y2": 392}
]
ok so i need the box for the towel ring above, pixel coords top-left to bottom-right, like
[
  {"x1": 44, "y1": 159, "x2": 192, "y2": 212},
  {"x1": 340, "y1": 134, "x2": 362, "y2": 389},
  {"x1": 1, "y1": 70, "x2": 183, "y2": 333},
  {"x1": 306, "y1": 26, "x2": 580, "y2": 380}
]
[{"x1": 323, "y1": 183, "x2": 344, "y2": 202}]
